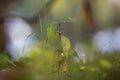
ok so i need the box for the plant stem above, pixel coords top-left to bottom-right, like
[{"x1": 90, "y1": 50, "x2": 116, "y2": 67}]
[
  {"x1": 58, "y1": 23, "x2": 61, "y2": 41},
  {"x1": 38, "y1": 15, "x2": 43, "y2": 41},
  {"x1": 58, "y1": 23, "x2": 62, "y2": 50}
]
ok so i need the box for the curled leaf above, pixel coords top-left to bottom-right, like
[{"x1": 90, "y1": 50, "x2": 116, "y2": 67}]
[{"x1": 47, "y1": 22, "x2": 57, "y2": 40}]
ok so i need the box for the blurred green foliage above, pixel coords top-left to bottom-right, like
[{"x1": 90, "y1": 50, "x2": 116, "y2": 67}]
[{"x1": 0, "y1": 53, "x2": 11, "y2": 68}]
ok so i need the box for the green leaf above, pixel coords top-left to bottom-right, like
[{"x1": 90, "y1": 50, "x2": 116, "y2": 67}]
[
  {"x1": 47, "y1": 22, "x2": 60, "y2": 46},
  {"x1": 61, "y1": 16, "x2": 78, "y2": 23},
  {"x1": 47, "y1": 22, "x2": 57, "y2": 40},
  {"x1": 48, "y1": 32, "x2": 59, "y2": 46},
  {"x1": 61, "y1": 35, "x2": 71, "y2": 58},
  {"x1": 68, "y1": 47, "x2": 78, "y2": 56}
]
